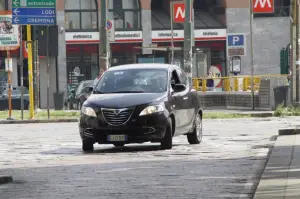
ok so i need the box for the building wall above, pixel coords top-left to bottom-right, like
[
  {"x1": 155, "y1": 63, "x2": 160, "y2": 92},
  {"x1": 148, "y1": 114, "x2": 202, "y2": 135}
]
[{"x1": 226, "y1": 1, "x2": 290, "y2": 75}]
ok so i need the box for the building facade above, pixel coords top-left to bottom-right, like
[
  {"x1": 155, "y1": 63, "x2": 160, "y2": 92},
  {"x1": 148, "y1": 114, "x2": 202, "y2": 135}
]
[{"x1": 0, "y1": 0, "x2": 291, "y2": 108}]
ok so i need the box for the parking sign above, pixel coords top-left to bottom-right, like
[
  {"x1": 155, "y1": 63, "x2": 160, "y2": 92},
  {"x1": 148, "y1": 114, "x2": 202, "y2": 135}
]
[{"x1": 227, "y1": 33, "x2": 246, "y2": 57}]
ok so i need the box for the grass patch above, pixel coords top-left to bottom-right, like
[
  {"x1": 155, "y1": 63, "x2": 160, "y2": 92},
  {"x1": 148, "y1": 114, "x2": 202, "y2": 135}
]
[
  {"x1": 273, "y1": 104, "x2": 300, "y2": 117},
  {"x1": 0, "y1": 110, "x2": 80, "y2": 120}
]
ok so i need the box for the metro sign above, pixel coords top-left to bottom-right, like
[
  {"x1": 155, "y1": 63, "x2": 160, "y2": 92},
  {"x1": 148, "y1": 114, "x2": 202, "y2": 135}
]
[
  {"x1": 253, "y1": 0, "x2": 274, "y2": 13},
  {"x1": 172, "y1": 2, "x2": 193, "y2": 23}
]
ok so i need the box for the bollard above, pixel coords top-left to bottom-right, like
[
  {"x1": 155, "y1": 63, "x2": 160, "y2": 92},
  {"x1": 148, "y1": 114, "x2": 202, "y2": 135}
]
[{"x1": 202, "y1": 79, "x2": 207, "y2": 92}]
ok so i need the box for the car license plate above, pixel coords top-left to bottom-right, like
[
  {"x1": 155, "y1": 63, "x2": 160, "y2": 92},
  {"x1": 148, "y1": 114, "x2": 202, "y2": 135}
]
[{"x1": 107, "y1": 135, "x2": 127, "y2": 142}]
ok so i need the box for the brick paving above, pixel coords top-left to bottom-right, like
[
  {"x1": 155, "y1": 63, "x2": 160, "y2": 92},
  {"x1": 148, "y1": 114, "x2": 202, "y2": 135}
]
[{"x1": 0, "y1": 117, "x2": 299, "y2": 199}]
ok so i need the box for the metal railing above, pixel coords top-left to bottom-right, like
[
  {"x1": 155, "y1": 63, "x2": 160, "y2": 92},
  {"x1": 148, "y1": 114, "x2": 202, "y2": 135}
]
[{"x1": 192, "y1": 74, "x2": 289, "y2": 92}]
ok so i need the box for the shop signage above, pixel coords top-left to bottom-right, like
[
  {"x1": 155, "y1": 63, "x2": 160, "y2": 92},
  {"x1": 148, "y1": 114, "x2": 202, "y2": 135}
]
[
  {"x1": 65, "y1": 29, "x2": 226, "y2": 43},
  {"x1": 152, "y1": 29, "x2": 226, "y2": 42},
  {"x1": 0, "y1": 12, "x2": 20, "y2": 51},
  {"x1": 65, "y1": 31, "x2": 142, "y2": 43}
]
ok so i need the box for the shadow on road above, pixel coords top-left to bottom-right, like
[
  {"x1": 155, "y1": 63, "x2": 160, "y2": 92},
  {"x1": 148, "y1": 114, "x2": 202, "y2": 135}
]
[{"x1": 40, "y1": 144, "x2": 182, "y2": 155}]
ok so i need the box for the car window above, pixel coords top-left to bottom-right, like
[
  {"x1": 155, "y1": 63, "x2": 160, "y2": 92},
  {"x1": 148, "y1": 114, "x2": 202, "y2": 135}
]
[{"x1": 94, "y1": 69, "x2": 168, "y2": 93}]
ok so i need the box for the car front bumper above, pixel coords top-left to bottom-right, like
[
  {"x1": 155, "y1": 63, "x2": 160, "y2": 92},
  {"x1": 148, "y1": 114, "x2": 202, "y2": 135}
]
[{"x1": 79, "y1": 112, "x2": 169, "y2": 144}]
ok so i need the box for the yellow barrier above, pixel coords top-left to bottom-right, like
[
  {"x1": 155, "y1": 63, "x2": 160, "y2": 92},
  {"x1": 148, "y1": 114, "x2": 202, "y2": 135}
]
[{"x1": 192, "y1": 74, "x2": 289, "y2": 92}]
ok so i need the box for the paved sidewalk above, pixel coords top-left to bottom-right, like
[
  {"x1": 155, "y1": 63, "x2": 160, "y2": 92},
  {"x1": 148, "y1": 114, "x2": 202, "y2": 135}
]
[{"x1": 253, "y1": 133, "x2": 300, "y2": 199}]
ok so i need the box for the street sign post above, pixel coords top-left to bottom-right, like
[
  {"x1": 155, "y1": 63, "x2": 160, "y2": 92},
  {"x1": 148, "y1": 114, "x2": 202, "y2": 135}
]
[
  {"x1": 226, "y1": 33, "x2": 246, "y2": 57},
  {"x1": 106, "y1": 19, "x2": 115, "y2": 42},
  {"x1": 12, "y1": 0, "x2": 57, "y2": 119}
]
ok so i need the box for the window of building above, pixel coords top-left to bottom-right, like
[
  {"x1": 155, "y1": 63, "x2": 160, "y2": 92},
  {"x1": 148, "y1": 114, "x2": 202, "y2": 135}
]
[
  {"x1": 65, "y1": 0, "x2": 98, "y2": 31},
  {"x1": 254, "y1": 0, "x2": 290, "y2": 17},
  {"x1": 108, "y1": 0, "x2": 141, "y2": 30}
]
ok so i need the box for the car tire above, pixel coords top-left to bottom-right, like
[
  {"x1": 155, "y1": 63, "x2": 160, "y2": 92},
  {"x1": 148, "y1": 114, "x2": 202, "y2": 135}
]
[
  {"x1": 160, "y1": 118, "x2": 173, "y2": 150},
  {"x1": 113, "y1": 143, "x2": 125, "y2": 147},
  {"x1": 187, "y1": 113, "x2": 202, "y2": 145},
  {"x1": 82, "y1": 140, "x2": 94, "y2": 152}
]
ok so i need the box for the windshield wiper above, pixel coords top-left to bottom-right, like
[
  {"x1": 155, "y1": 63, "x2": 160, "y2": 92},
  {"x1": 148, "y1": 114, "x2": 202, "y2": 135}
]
[{"x1": 110, "y1": 90, "x2": 145, "y2": 93}]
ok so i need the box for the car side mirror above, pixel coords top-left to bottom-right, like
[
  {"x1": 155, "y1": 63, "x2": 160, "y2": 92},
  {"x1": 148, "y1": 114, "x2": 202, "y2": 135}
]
[{"x1": 173, "y1": 84, "x2": 186, "y2": 92}]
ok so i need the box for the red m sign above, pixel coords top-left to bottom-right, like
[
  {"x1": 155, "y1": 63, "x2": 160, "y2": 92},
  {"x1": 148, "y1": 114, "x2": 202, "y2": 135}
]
[
  {"x1": 172, "y1": 2, "x2": 193, "y2": 23},
  {"x1": 253, "y1": 0, "x2": 274, "y2": 13}
]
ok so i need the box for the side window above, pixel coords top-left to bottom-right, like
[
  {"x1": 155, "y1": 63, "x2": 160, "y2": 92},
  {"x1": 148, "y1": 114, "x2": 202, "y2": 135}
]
[{"x1": 176, "y1": 69, "x2": 187, "y2": 85}]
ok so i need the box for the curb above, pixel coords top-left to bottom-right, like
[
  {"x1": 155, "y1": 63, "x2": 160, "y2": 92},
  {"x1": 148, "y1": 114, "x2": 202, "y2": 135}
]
[
  {"x1": 0, "y1": 176, "x2": 13, "y2": 185},
  {"x1": 249, "y1": 113, "x2": 273, "y2": 117},
  {"x1": 278, "y1": 128, "x2": 300, "y2": 136},
  {"x1": 0, "y1": 119, "x2": 78, "y2": 124}
]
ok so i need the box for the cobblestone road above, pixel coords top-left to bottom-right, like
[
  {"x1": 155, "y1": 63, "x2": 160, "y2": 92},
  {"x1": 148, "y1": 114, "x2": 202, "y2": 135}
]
[{"x1": 0, "y1": 117, "x2": 300, "y2": 199}]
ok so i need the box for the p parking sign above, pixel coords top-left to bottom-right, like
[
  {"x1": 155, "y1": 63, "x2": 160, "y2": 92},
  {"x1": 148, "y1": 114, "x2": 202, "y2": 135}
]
[{"x1": 227, "y1": 33, "x2": 246, "y2": 57}]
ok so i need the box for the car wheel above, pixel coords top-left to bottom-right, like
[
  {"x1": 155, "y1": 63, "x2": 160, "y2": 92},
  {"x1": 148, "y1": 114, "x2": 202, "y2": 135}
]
[
  {"x1": 82, "y1": 140, "x2": 94, "y2": 152},
  {"x1": 187, "y1": 113, "x2": 202, "y2": 144},
  {"x1": 113, "y1": 143, "x2": 125, "y2": 147},
  {"x1": 160, "y1": 117, "x2": 173, "y2": 150}
]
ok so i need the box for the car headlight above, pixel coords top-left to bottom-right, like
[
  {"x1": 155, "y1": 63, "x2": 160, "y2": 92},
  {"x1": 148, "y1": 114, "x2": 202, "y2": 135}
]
[
  {"x1": 81, "y1": 106, "x2": 96, "y2": 117},
  {"x1": 139, "y1": 104, "x2": 164, "y2": 116}
]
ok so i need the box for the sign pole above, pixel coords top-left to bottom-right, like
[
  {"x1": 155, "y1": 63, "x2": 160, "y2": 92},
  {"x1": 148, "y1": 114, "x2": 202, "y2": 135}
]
[
  {"x1": 26, "y1": 24, "x2": 35, "y2": 119},
  {"x1": 296, "y1": 0, "x2": 300, "y2": 103},
  {"x1": 250, "y1": 0, "x2": 255, "y2": 110},
  {"x1": 46, "y1": 25, "x2": 50, "y2": 119},
  {"x1": 183, "y1": 0, "x2": 193, "y2": 84},
  {"x1": 170, "y1": 1, "x2": 174, "y2": 64},
  {"x1": 6, "y1": 51, "x2": 13, "y2": 120},
  {"x1": 20, "y1": 25, "x2": 24, "y2": 120}
]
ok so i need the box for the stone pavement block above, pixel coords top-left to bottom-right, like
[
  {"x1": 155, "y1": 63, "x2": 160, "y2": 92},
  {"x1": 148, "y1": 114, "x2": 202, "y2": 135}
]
[
  {"x1": 0, "y1": 176, "x2": 13, "y2": 185},
  {"x1": 253, "y1": 135, "x2": 295, "y2": 199}
]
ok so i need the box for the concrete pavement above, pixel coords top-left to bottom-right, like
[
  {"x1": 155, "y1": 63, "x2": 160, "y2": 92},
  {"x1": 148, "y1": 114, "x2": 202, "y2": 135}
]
[
  {"x1": 253, "y1": 128, "x2": 300, "y2": 199},
  {"x1": 1, "y1": 117, "x2": 300, "y2": 198}
]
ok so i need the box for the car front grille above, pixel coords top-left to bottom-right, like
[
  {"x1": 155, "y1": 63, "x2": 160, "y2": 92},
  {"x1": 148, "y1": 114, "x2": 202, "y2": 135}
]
[{"x1": 101, "y1": 107, "x2": 134, "y2": 126}]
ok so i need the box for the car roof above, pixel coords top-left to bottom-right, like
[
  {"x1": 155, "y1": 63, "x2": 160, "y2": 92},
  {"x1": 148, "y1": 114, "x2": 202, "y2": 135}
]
[{"x1": 107, "y1": 63, "x2": 179, "y2": 71}]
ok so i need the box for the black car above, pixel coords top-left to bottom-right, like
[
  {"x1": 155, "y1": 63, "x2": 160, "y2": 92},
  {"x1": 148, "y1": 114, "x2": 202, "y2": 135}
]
[
  {"x1": 79, "y1": 64, "x2": 203, "y2": 151},
  {"x1": 66, "y1": 80, "x2": 94, "y2": 110}
]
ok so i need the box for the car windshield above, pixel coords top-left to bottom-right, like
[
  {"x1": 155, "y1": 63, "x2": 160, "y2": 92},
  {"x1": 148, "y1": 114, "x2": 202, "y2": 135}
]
[{"x1": 94, "y1": 68, "x2": 168, "y2": 94}]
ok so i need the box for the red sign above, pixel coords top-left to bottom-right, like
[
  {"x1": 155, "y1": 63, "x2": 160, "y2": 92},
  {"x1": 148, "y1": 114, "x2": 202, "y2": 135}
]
[
  {"x1": 173, "y1": 3, "x2": 185, "y2": 23},
  {"x1": 253, "y1": 0, "x2": 274, "y2": 13},
  {"x1": 172, "y1": 3, "x2": 193, "y2": 23}
]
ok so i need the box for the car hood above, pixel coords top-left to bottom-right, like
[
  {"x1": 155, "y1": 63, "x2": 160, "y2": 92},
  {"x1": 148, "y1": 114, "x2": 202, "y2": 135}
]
[{"x1": 85, "y1": 92, "x2": 167, "y2": 108}]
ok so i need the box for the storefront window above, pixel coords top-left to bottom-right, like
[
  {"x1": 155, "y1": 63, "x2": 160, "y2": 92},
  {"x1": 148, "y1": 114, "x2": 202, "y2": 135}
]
[
  {"x1": 66, "y1": 44, "x2": 99, "y2": 93},
  {"x1": 0, "y1": 1, "x2": 5, "y2": 10},
  {"x1": 65, "y1": 0, "x2": 98, "y2": 31},
  {"x1": 108, "y1": 0, "x2": 141, "y2": 30}
]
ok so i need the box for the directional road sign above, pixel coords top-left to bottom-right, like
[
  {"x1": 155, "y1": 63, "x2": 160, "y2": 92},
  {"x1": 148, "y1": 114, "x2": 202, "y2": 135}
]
[
  {"x1": 226, "y1": 33, "x2": 246, "y2": 57},
  {"x1": 12, "y1": 0, "x2": 56, "y2": 8},
  {"x1": 12, "y1": 0, "x2": 56, "y2": 25}
]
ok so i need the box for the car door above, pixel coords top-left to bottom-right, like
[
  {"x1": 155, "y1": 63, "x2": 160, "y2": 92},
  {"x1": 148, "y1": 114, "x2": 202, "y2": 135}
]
[
  {"x1": 169, "y1": 69, "x2": 186, "y2": 136},
  {"x1": 176, "y1": 69, "x2": 193, "y2": 134}
]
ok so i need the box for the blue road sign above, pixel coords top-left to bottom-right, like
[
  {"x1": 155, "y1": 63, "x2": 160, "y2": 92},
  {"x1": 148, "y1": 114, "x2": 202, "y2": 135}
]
[
  {"x1": 12, "y1": 1, "x2": 56, "y2": 25},
  {"x1": 12, "y1": 8, "x2": 56, "y2": 17},
  {"x1": 12, "y1": 16, "x2": 56, "y2": 25},
  {"x1": 227, "y1": 34, "x2": 245, "y2": 47}
]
